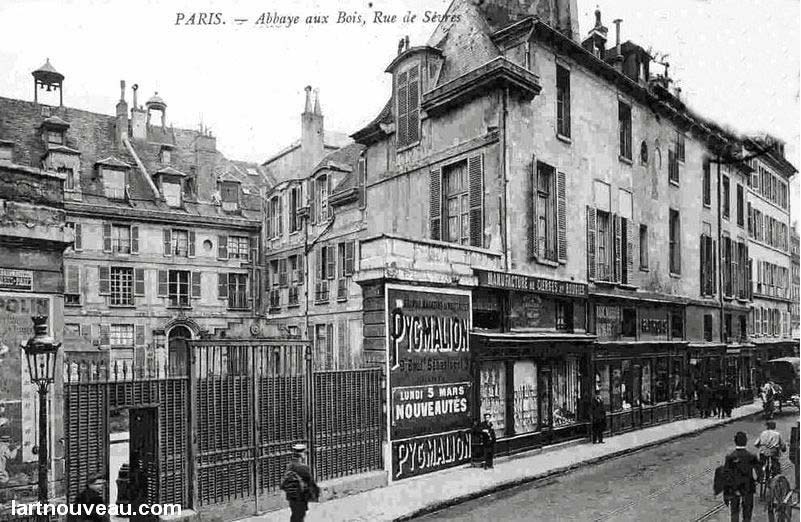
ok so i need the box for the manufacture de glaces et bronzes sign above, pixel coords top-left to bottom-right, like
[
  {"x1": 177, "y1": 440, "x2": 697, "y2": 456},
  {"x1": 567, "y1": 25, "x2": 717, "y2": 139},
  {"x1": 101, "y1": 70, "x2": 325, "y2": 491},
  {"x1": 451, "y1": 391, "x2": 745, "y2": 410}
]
[
  {"x1": 387, "y1": 286, "x2": 472, "y2": 480},
  {"x1": 475, "y1": 269, "x2": 587, "y2": 298}
]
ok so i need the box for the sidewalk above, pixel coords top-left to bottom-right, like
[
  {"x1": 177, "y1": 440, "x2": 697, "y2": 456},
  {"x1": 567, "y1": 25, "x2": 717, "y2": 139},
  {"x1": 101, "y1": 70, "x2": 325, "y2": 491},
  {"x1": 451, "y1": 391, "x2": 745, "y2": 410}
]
[{"x1": 246, "y1": 403, "x2": 762, "y2": 522}]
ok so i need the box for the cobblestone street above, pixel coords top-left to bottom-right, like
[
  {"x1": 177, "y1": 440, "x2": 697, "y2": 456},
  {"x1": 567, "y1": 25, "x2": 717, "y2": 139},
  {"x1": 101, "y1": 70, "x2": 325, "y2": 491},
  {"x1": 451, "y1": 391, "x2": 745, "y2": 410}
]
[{"x1": 418, "y1": 412, "x2": 799, "y2": 522}]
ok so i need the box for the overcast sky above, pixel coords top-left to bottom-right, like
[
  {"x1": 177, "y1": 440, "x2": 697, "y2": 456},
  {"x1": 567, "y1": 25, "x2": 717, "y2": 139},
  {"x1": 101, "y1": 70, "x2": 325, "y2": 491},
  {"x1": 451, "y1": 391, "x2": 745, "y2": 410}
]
[{"x1": 0, "y1": 0, "x2": 798, "y2": 222}]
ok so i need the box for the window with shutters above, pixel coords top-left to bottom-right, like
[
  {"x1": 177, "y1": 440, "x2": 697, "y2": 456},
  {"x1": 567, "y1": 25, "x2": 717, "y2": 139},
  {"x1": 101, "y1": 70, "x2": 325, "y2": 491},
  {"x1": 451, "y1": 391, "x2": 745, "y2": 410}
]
[
  {"x1": 110, "y1": 324, "x2": 134, "y2": 348},
  {"x1": 228, "y1": 273, "x2": 248, "y2": 310},
  {"x1": 66, "y1": 221, "x2": 82, "y2": 251},
  {"x1": 290, "y1": 254, "x2": 304, "y2": 285},
  {"x1": 639, "y1": 224, "x2": 649, "y2": 270},
  {"x1": 171, "y1": 229, "x2": 191, "y2": 257},
  {"x1": 228, "y1": 235, "x2": 250, "y2": 260},
  {"x1": 736, "y1": 184, "x2": 744, "y2": 227},
  {"x1": 669, "y1": 209, "x2": 681, "y2": 275},
  {"x1": 618, "y1": 101, "x2": 632, "y2": 161},
  {"x1": 60, "y1": 166, "x2": 75, "y2": 190},
  {"x1": 289, "y1": 186, "x2": 302, "y2": 233},
  {"x1": 431, "y1": 154, "x2": 483, "y2": 247},
  {"x1": 556, "y1": 65, "x2": 571, "y2": 138},
  {"x1": 675, "y1": 132, "x2": 685, "y2": 163},
  {"x1": 534, "y1": 162, "x2": 557, "y2": 262},
  {"x1": 668, "y1": 149, "x2": 679, "y2": 185},
  {"x1": 111, "y1": 224, "x2": 131, "y2": 254},
  {"x1": 315, "y1": 175, "x2": 330, "y2": 223},
  {"x1": 358, "y1": 154, "x2": 367, "y2": 209},
  {"x1": 65, "y1": 265, "x2": 81, "y2": 305},
  {"x1": 396, "y1": 64, "x2": 421, "y2": 149},
  {"x1": 702, "y1": 160, "x2": 711, "y2": 207},
  {"x1": 314, "y1": 323, "x2": 335, "y2": 371},
  {"x1": 168, "y1": 270, "x2": 190, "y2": 308},
  {"x1": 722, "y1": 176, "x2": 730, "y2": 220},
  {"x1": 102, "y1": 169, "x2": 126, "y2": 200},
  {"x1": 220, "y1": 181, "x2": 240, "y2": 212},
  {"x1": 700, "y1": 234, "x2": 716, "y2": 296},
  {"x1": 722, "y1": 236, "x2": 732, "y2": 297},
  {"x1": 267, "y1": 195, "x2": 282, "y2": 238},
  {"x1": 596, "y1": 211, "x2": 612, "y2": 281},
  {"x1": 278, "y1": 258, "x2": 288, "y2": 287},
  {"x1": 444, "y1": 161, "x2": 469, "y2": 245},
  {"x1": 110, "y1": 267, "x2": 134, "y2": 306}
]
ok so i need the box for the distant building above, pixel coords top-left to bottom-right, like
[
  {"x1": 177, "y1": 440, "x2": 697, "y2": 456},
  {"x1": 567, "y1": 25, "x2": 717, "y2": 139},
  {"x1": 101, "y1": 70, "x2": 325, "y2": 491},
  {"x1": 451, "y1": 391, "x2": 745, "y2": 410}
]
[
  {"x1": 790, "y1": 225, "x2": 799, "y2": 340},
  {"x1": 0, "y1": 61, "x2": 270, "y2": 370}
]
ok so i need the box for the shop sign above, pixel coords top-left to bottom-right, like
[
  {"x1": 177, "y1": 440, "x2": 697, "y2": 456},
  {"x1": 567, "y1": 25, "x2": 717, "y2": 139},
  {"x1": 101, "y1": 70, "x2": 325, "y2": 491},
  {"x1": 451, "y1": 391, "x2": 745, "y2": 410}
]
[
  {"x1": 596, "y1": 305, "x2": 620, "y2": 340},
  {"x1": 475, "y1": 269, "x2": 587, "y2": 298},
  {"x1": 639, "y1": 307, "x2": 669, "y2": 340},
  {"x1": 387, "y1": 286, "x2": 472, "y2": 480},
  {"x1": 0, "y1": 270, "x2": 33, "y2": 292}
]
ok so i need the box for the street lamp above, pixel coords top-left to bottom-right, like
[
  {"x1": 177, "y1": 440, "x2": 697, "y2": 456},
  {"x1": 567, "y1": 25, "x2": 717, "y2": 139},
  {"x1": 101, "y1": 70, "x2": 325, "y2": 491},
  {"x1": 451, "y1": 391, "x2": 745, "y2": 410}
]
[{"x1": 20, "y1": 315, "x2": 61, "y2": 515}]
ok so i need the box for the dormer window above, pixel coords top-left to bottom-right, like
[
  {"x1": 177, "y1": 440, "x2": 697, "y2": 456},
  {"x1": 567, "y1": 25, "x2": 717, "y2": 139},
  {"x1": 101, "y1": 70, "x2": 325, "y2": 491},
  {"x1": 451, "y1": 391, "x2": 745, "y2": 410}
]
[
  {"x1": 161, "y1": 147, "x2": 171, "y2": 164},
  {"x1": 396, "y1": 64, "x2": 421, "y2": 149},
  {"x1": 220, "y1": 181, "x2": 239, "y2": 211},
  {"x1": 58, "y1": 166, "x2": 75, "y2": 190},
  {"x1": 163, "y1": 181, "x2": 182, "y2": 207},
  {"x1": 313, "y1": 174, "x2": 330, "y2": 223},
  {"x1": 47, "y1": 130, "x2": 63, "y2": 145},
  {"x1": 102, "y1": 169, "x2": 126, "y2": 200}
]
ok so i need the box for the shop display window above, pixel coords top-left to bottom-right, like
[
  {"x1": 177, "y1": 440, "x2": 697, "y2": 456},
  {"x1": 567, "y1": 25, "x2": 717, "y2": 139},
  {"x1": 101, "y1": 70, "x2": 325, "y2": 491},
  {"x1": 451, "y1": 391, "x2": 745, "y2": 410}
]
[
  {"x1": 641, "y1": 360, "x2": 652, "y2": 406},
  {"x1": 631, "y1": 363, "x2": 642, "y2": 407},
  {"x1": 513, "y1": 361, "x2": 538, "y2": 434},
  {"x1": 596, "y1": 363, "x2": 610, "y2": 407},
  {"x1": 551, "y1": 357, "x2": 579, "y2": 427},
  {"x1": 654, "y1": 357, "x2": 670, "y2": 403},
  {"x1": 480, "y1": 361, "x2": 506, "y2": 439},
  {"x1": 610, "y1": 361, "x2": 622, "y2": 411},
  {"x1": 671, "y1": 357, "x2": 685, "y2": 400}
]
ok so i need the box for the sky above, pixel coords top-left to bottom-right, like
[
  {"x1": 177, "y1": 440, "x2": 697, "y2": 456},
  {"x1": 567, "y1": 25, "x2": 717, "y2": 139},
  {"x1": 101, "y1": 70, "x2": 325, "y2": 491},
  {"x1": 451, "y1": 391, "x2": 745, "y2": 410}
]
[{"x1": 0, "y1": 0, "x2": 798, "y2": 222}]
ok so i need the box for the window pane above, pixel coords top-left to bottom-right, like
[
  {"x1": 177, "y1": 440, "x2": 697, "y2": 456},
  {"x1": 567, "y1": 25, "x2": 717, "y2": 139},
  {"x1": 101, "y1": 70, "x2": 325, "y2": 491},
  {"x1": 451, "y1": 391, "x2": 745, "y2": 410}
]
[
  {"x1": 513, "y1": 360, "x2": 538, "y2": 434},
  {"x1": 480, "y1": 361, "x2": 506, "y2": 439}
]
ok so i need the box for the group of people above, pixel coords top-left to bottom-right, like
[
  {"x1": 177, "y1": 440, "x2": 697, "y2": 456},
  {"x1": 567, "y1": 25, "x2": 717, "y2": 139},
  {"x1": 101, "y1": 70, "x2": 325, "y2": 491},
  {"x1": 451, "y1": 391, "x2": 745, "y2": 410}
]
[
  {"x1": 695, "y1": 379, "x2": 739, "y2": 419},
  {"x1": 760, "y1": 379, "x2": 784, "y2": 419}
]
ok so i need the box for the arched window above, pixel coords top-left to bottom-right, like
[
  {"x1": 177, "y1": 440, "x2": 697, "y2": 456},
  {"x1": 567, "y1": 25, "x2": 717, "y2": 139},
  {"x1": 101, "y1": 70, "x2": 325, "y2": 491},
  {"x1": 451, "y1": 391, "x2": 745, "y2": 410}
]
[{"x1": 640, "y1": 141, "x2": 649, "y2": 165}]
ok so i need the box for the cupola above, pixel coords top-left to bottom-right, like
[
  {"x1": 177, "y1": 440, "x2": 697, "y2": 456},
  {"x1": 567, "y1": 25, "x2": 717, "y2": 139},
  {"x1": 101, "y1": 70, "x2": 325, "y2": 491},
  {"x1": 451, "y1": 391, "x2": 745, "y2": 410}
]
[{"x1": 32, "y1": 58, "x2": 65, "y2": 106}]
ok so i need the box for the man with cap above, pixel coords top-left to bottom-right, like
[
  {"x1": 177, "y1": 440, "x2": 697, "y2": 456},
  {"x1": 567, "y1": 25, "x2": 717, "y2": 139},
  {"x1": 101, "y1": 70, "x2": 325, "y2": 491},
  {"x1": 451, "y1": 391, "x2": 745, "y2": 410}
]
[
  {"x1": 281, "y1": 443, "x2": 319, "y2": 522},
  {"x1": 72, "y1": 473, "x2": 109, "y2": 522},
  {"x1": 723, "y1": 431, "x2": 762, "y2": 522}
]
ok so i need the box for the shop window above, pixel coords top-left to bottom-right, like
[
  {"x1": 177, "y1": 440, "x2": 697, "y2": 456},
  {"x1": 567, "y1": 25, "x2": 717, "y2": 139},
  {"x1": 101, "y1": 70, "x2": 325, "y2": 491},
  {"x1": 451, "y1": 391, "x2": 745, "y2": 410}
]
[
  {"x1": 473, "y1": 290, "x2": 501, "y2": 330},
  {"x1": 555, "y1": 301, "x2": 574, "y2": 332},
  {"x1": 610, "y1": 361, "x2": 622, "y2": 412},
  {"x1": 513, "y1": 361, "x2": 538, "y2": 434},
  {"x1": 551, "y1": 357, "x2": 579, "y2": 428},
  {"x1": 641, "y1": 360, "x2": 652, "y2": 406},
  {"x1": 595, "y1": 363, "x2": 610, "y2": 408},
  {"x1": 654, "y1": 357, "x2": 669, "y2": 404},
  {"x1": 670, "y1": 311, "x2": 684, "y2": 340},
  {"x1": 480, "y1": 361, "x2": 506, "y2": 439},
  {"x1": 621, "y1": 308, "x2": 636, "y2": 338},
  {"x1": 671, "y1": 358, "x2": 684, "y2": 400},
  {"x1": 703, "y1": 314, "x2": 713, "y2": 342}
]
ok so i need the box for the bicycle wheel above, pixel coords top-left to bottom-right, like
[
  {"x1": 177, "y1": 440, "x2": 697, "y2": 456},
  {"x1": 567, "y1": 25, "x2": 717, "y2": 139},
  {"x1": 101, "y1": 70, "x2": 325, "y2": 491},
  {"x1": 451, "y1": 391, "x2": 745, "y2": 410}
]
[{"x1": 767, "y1": 475, "x2": 792, "y2": 522}]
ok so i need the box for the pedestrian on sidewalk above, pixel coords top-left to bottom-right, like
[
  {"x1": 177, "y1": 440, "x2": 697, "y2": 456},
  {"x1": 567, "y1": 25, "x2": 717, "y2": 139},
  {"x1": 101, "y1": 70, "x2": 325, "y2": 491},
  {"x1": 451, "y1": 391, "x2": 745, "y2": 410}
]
[
  {"x1": 699, "y1": 381, "x2": 711, "y2": 418},
  {"x1": 722, "y1": 431, "x2": 762, "y2": 522},
  {"x1": 477, "y1": 413, "x2": 496, "y2": 469},
  {"x1": 715, "y1": 381, "x2": 726, "y2": 419},
  {"x1": 590, "y1": 391, "x2": 606, "y2": 444},
  {"x1": 280, "y1": 443, "x2": 320, "y2": 522},
  {"x1": 724, "y1": 380, "x2": 736, "y2": 418},
  {"x1": 71, "y1": 473, "x2": 109, "y2": 522}
]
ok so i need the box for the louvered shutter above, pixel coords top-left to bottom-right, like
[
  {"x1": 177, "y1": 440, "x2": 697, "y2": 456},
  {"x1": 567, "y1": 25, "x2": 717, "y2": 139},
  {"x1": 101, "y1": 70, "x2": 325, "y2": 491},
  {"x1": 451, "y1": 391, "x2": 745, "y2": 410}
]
[
  {"x1": 131, "y1": 226, "x2": 139, "y2": 254},
  {"x1": 407, "y1": 67, "x2": 420, "y2": 144},
  {"x1": 557, "y1": 170, "x2": 567, "y2": 262},
  {"x1": 429, "y1": 168, "x2": 442, "y2": 240},
  {"x1": 191, "y1": 272, "x2": 201, "y2": 298},
  {"x1": 135, "y1": 325, "x2": 146, "y2": 346},
  {"x1": 700, "y1": 236, "x2": 706, "y2": 295},
  {"x1": 613, "y1": 214, "x2": 622, "y2": 283},
  {"x1": 327, "y1": 245, "x2": 336, "y2": 280},
  {"x1": 218, "y1": 273, "x2": 229, "y2": 299},
  {"x1": 586, "y1": 206, "x2": 596, "y2": 281},
  {"x1": 316, "y1": 247, "x2": 323, "y2": 280},
  {"x1": 278, "y1": 195, "x2": 284, "y2": 235},
  {"x1": 98, "y1": 266, "x2": 110, "y2": 295},
  {"x1": 74, "y1": 223, "x2": 83, "y2": 250},
  {"x1": 309, "y1": 180, "x2": 317, "y2": 226},
  {"x1": 100, "y1": 324, "x2": 110, "y2": 347},
  {"x1": 468, "y1": 154, "x2": 484, "y2": 248},
  {"x1": 188, "y1": 231, "x2": 196, "y2": 257},
  {"x1": 397, "y1": 71, "x2": 408, "y2": 148},
  {"x1": 218, "y1": 235, "x2": 228, "y2": 260},
  {"x1": 529, "y1": 156, "x2": 538, "y2": 260},
  {"x1": 345, "y1": 241, "x2": 355, "y2": 275},
  {"x1": 163, "y1": 229, "x2": 172, "y2": 256},
  {"x1": 712, "y1": 240, "x2": 717, "y2": 294},
  {"x1": 625, "y1": 219, "x2": 634, "y2": 284},
  {"x1": 134, "y1": 268, "x2": 145, "y2": 296},
  {"x1": 103, "y1": 223, "x2": 112, "y2": 252},
  {"x1": 157, "y1": 270, "x2": 168, "y2": 297}
]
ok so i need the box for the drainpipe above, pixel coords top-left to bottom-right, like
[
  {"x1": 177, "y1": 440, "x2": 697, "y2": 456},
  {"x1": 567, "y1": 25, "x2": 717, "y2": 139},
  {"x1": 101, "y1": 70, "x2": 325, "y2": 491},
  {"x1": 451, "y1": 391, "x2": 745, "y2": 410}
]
[{"x1": 501, "y1": 87, "x2": 510, "y2": 271}]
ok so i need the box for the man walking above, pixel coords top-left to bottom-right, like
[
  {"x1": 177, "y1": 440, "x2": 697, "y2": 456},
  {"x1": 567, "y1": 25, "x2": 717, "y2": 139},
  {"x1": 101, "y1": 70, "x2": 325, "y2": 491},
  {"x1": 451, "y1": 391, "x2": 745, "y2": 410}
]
[
  {"x1": 72, "y1": 474, "x2": 109, "y2": 522},
  {"x1": 477, "y1": 413, "x2": 496, "y2": 469},
  {"x1": 280, "y1": 444, "x2": 319, "y2": 522},
  {"x1": 590, "y1": 391, "x2": 606, "y2": 444},
  {"x1": 723, "y1": 431, "x2": 762, "y2": 522}
]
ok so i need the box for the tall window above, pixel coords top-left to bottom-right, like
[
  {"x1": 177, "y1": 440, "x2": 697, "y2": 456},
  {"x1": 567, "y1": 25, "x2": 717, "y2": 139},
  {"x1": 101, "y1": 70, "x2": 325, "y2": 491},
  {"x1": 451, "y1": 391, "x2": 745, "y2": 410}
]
[
  {"x1": 110, "y1": 267, "x2": 134, "y2": 306},
  {"x1": 289, "y1": 186, "x2": 302, "y2": 233},
  {"x1": 736, "y1": 184, "x2": 744, "y2": 227},
  {"x1": 535, "y1": 162, "x2": 557, "y2": 261},
  {"x1": 315, "y1": 175, "x2": 329, "y2": 223},
  {"x1": 639, "y1": 224, "x2": 649, "y2": 269},
  {"x1": 172, "y1": 229, "x2": 189, "y2": 257},
  {"x1": 556, "y1": 65, "x2": 571, "y2": 138},
  {"x1": 110, "y1": 324, "x2": 134, "y2": 347},
  {"x1": 669, "y1": 209, "x2": 681, "y2": 274},
  {"x1": 220, "y1": 181, "x2": 239, "y2": 211},
  {"x1": 314, "y1": 324, "x2": 334, "y2": 371},
  {"x1": 597, "y1": 211, "x2": 611, "y2": 280},
  {"x1": 702, "y1": 159, "x2": 711, "y2": 207},
  {"x1": 228, "y1": 273, "x2": 248, "y2": 309},
  {"x1": 675, "y1": 132, "x2": 685, "y2": 162},
  {"x1": 396, "y1": 65, "x2": 421, "y2": 149},
  {"x1": 103, "y1": 169, "x2": 126, "y2": 200},
  {"x1": 618, "y1": 101, "x2": 632, "y2": 160},
  {"x1": 444, "y1": 161, "x2": 469, "y2": 245},
  {"x1": 668, "y1": 149, "x2": 679, "y2": 184},
  {"x1": 112, "y1": 225, "x2": 131, "y2": 254},
  {"x1": 228, "y1": 236, "x2": 250, "y2": 260},
  {"x1": 168, "y1": 270, "x2": 190, "y2": 307},
  {"x1": 267, "y1": 196, "x2": 282, "y2": 238},
  {"x1": 722, "y1": 176, "x2": 730, "y2": 219}
]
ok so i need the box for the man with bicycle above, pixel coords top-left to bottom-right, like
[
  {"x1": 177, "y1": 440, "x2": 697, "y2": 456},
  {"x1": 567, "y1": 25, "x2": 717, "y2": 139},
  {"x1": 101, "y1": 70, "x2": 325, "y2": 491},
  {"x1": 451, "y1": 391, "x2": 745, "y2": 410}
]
[{"x1": 755, "y1": 420, "x2": 787, "y2": 482}]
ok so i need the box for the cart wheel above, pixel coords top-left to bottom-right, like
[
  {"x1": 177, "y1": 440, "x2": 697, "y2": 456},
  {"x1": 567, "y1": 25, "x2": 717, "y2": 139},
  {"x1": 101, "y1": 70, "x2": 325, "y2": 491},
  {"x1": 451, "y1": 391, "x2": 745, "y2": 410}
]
[{"x1": 767, "y1": 474, "x2": 793, "y2": 522}]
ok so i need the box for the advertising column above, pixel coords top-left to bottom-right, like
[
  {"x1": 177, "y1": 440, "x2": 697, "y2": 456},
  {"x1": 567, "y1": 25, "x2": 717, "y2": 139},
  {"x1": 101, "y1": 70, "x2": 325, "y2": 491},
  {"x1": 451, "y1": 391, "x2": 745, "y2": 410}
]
[{"x1": 386, "y1": 285, "x2": 472, "y2": 481}]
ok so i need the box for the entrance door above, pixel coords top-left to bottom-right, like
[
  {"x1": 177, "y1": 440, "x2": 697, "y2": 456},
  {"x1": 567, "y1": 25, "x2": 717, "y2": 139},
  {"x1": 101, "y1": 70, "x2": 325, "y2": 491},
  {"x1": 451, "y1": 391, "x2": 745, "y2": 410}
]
[
  {"x1": 168, "y1": 326, "x2": 191, "y2": 375},
  {"x1": 538, "y1": 369, "x2": 552, "y2": 432},
  {"x1": 129, "y1": 407, "x2": 159, "y2": 522}
]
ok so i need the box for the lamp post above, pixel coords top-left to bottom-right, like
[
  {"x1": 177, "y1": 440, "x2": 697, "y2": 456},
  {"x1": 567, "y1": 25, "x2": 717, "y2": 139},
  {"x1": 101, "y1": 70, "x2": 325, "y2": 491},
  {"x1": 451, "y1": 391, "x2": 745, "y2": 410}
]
[{"x1": 20, "y1": 315, "x2": 61, "y2": 516}]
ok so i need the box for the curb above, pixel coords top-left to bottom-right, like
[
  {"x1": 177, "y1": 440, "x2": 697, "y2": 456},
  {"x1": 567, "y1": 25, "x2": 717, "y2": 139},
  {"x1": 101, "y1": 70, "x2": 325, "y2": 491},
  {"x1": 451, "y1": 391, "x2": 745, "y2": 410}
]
[{"x1": 394, "y1": 409, "x2": 761, "y2": 521}]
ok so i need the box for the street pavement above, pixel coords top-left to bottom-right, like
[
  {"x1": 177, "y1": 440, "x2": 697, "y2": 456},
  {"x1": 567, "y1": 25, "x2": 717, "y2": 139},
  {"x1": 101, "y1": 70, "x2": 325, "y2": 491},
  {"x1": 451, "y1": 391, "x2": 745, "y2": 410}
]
[{"x1": 418, "y1": 411, "x2": 799, "y2": 522}]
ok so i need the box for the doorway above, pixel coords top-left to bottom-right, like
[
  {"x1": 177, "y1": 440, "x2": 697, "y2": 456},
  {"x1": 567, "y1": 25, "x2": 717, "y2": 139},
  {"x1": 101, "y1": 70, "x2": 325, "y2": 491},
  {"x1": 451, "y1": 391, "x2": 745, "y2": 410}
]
[{"x1": 168, "y1": 326, "x2": 192, "y2": 375}]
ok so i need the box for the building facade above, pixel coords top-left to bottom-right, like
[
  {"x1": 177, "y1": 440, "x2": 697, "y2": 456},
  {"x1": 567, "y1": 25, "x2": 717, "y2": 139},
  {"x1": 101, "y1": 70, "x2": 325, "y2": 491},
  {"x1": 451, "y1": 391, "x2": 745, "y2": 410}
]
[
  {"x1": 0, "y1": 62, "x2": 269, "y2": 371},
  {"x1": 791, "y1": 226, "x2": 800, "y2": 340}
]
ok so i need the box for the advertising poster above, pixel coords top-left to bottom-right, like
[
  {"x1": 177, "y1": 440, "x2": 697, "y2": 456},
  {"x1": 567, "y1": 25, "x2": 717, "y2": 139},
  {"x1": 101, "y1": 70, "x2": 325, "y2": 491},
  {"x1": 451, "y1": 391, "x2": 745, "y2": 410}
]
[
  {"x1": 0, "y1": 293, "x2": 50, "y2": 500},
  {"x1": 387, "y1": 286, "x2": 472, "y2": 480}
]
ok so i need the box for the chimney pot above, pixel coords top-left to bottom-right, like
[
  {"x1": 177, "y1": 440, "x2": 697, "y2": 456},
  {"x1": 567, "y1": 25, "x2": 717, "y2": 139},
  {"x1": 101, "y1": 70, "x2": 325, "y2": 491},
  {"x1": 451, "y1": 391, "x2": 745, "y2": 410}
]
[
  {"x1": 304, "y1": 86, "x2": 313, "y2": 114},
  {"x1": 120, "y1": 80, "x2": 126, "y2": 102}
]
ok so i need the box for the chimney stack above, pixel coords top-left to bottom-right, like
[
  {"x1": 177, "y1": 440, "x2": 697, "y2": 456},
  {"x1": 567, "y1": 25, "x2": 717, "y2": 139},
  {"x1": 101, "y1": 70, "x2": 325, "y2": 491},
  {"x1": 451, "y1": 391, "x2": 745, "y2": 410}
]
[
  {"x1": 130, "y1": 84, "x2": 147, "y2": 140},
  {"x1": 115, "y1": 80, "x2": 129, "y2": 144},
  {"x1": 613, "y1": 19, "x2": 623, "y2": 57},
  {"x1": 301, "y1": 86, "x2": 325, "y2": 173}
]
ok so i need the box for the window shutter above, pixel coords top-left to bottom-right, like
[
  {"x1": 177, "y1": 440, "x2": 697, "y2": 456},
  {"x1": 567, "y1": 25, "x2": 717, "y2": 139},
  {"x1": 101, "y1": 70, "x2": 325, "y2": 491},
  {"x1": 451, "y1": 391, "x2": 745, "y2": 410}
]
[
  {"x1": 103, "y1": 223, "x2": 112, "y2": 252},
  {"x1": 100, "y1": 324, "x2": 110, "y2": 347},
  {"x1": 358, "y1": 155, "x2": 367, "y2": 209},
  {"x1": 297, "y1": 255, "x2": 305, "y2": 284},
  {"x1": 218, "y1": 273, "x2": 229, "y2": 299},
  {"x1": 397, "y1": 71, "x2": 409, "y2": 148},
  {"x1": 468, "y1": 154, "x2": 484, "y2": 248},
  {"x1": 65, "y1": 265, "x2": 80, "y2": 294},
  {"x1": 309, "y1": 180, "x2": 317, "y2": 226},
  {"x1": 163, "y1": 229, "x2": 172, "y2": 257},
  {"x1": 135, "y1": 324, "x2": 146, "y2": 347},
  {"x1": 326, "y1": 175, "x2": 333, "y2": 219},
  {"x1": 74, "y1": 223, "x2": 83, "y2": 250},
  {"x1": 327, "y1": 323, "x2": 335, "y2": 368},
  {"x1": 625, "y1": 219, "x2": 634, "y2": 284},
  {"x1": 134, "y1": 268, "x2": 145, "y2": 296},
  {"x1": 327, "y1": 245, "x2": 336, "y2": 280},
  {"x1": 429, "y1": 168, "x2": 442, "y2": 240},
  {"x1": 218, "y1": 235, "x2": 228, "y2": 260},
  {"x1": 131, "y1": 225, "x2": 139, "y2": 254},
  {"x1": 586, "y1": 206, "x2": 596, "y2": 281},
  {"x1": 278, "y1": 196, "x2": 284, "y2": 236},
  {"x1": 316, "y1": 247, "x2": 323, "y2": 280},
  {"x1": 188, "y1": 230, "x2": 196, "y2": 257},
  {"x1": 529, "y1": 156, "x2": 538, "y2": 260},
  {"x1": 345, "y1": 241, "x2": 355, "y2": 276},
  {"x1": 250, "y1": 236, "x2": 259, "y2": 264},
  {"x1": 712, "y1": 240, "x2": 717, "y2": 294},
  {"x1": 613, "y1": 214, "x2": 622, "y2": 283},
  {"x1": 557, "y1": 170, "x2": 567, "y2": 262},
  {"x1": 157, "y1": 270, "x2": 168, "y2": 297},
  {"x1": 700, "y1": 236, "x2": 706, "y2": 295},
  {"x1": 98, "y1": 266, "x2": 110, "y2": 295},
  {"x1": 407, "y1": 67, "x2": 420, "y2": 144},
  {"x1": 191, "y1": 272, "x2": 201, "y2": 298}
]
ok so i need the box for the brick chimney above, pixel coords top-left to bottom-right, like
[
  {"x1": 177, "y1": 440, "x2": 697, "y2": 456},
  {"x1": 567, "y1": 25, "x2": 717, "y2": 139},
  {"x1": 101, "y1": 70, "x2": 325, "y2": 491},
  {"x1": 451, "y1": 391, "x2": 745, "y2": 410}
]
[
  {"x1": 301, "y1": 86, "x2": 325, "y2": 173},
  {"x1": 115, "y1": 80, "x2": 129, "y2": 145}
]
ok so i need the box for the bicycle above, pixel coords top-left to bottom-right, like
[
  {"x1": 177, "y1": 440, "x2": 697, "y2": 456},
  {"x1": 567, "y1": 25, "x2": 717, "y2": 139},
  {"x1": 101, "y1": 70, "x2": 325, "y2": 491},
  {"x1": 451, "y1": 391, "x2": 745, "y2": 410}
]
[{"x1": 760, "y1": 454, "x2": 780, "y2": 501}]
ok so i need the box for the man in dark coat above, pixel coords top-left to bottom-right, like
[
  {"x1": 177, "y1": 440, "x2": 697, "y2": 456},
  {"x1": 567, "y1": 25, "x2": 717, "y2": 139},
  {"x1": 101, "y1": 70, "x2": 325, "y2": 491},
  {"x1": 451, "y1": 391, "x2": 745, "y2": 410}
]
[
  {"x1": 72, "y1": 474, "x2": 109, "y2": 522},
  {"x1": 700, "y1": 381, "x2": 712, "y2": 418},
  {"x1": 590, "y1": 391, "x2": 606, "y2": 444},
  {"x1": 725, "y1": 381, "x2": 737, "y2": 417},
  {"x1": 723, "y1": 431, "x2": 762, "y2": 522},
  {"x1": 281, "y1": 443, "x2": 319, "y2": 522},
  {"x1": 715, "y1": 381, "x2": 727, "y2": 419},
  {"x1": 477, "y1": 413, "x2": 496, "y2": 469}
]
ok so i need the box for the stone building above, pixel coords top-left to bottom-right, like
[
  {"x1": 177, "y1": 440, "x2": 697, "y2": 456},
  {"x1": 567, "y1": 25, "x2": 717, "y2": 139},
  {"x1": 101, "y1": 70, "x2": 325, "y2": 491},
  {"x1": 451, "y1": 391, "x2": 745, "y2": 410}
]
[
  {"x1": 791, "y1": 225, "x2": 800, "y2": 340},
  {"x1": 0, "y1": 152, "x2": 73, "y2": 506},
  {"x1": 0, "y1": 61, "x2": 270, "y2": 370},
  {"x1": 744, "y1": 136, "x2": 798, "y2": 361},
  {"x1": 345, "y1": 0, "x2": 774, "y2": 476}
]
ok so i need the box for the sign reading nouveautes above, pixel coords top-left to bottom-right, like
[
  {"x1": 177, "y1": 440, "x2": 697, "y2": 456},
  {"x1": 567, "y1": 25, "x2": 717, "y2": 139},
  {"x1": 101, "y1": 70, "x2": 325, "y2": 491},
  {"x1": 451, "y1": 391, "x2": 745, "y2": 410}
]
[{"x1": 475, "y1": 269, "x2": 587, "y2": 297}]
